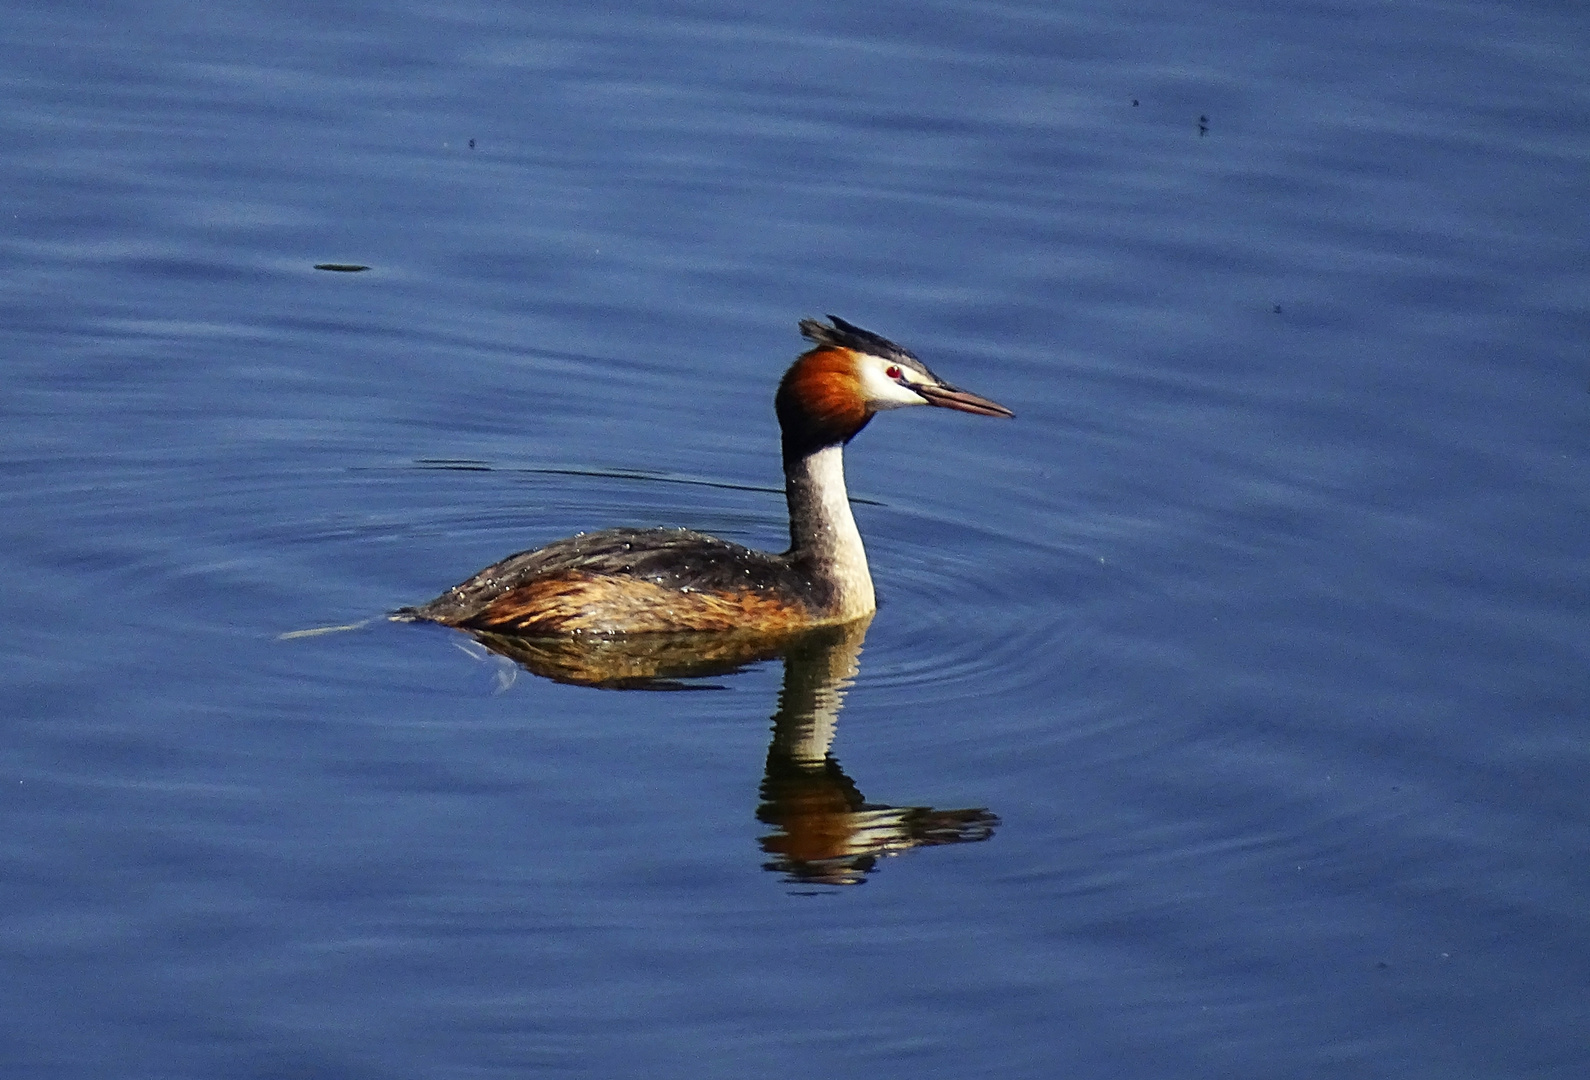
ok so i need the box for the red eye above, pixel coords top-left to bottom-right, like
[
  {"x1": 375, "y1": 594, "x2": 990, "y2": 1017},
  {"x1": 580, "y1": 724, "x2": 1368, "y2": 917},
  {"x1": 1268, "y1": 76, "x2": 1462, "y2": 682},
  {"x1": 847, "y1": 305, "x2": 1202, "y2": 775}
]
[{"x1": 886, "y1": 365, "x2": 902, "y2": 380}]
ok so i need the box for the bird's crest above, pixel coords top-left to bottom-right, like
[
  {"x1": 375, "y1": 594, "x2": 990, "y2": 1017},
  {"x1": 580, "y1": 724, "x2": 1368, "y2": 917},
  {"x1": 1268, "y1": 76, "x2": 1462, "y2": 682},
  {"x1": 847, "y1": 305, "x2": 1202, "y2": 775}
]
[{"x1": 799, "y1": 315, "x2": 927, "y2": 374}]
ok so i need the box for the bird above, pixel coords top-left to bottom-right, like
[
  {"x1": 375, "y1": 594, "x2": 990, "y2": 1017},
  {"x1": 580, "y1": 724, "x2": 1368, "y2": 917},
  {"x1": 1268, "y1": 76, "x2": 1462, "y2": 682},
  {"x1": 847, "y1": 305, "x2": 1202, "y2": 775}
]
[{"x1": 392, "y1": 316, "x2": 1012, "y2": 636}]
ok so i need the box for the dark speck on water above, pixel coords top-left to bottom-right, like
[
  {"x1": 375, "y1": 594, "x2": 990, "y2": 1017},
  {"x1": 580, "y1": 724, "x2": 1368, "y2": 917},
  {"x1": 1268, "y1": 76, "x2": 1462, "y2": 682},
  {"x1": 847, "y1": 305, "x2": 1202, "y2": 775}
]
[{"x1": 3, "y1": 1, "x2": 1585, "y2": 1078}]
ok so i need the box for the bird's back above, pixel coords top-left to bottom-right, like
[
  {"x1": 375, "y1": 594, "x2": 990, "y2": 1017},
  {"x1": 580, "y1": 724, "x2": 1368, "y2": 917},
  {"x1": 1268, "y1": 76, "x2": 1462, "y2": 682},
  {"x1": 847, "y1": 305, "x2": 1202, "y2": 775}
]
[{"x1": 394, "y1": 527, "x2": 824, "y2": 635}]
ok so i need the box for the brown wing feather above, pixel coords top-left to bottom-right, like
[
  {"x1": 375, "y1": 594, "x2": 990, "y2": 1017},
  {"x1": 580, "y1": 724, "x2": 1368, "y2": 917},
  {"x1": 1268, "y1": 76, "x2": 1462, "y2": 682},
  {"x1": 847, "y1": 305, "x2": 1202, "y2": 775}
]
[
  {"x1": 458, "y1": 572, "x2": 818, "y2": 635},
  {"x1": 393, "y1": 527, "x2": 826, "y2": 634}
]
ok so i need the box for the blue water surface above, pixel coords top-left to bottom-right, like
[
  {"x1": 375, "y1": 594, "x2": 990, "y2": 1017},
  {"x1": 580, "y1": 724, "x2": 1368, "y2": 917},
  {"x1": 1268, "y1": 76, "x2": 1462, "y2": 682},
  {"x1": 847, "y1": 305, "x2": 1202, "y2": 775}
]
[{"x1": 2, "y1": 1, "x2": 1587, "y2": 1077}]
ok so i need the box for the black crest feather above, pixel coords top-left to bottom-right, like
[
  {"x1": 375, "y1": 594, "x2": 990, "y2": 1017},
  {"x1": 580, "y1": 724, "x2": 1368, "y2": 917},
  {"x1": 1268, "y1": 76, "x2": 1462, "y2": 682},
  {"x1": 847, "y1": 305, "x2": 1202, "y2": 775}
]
[{"x1": 798, "y1": 315, "x2": 927, "y2": 372}]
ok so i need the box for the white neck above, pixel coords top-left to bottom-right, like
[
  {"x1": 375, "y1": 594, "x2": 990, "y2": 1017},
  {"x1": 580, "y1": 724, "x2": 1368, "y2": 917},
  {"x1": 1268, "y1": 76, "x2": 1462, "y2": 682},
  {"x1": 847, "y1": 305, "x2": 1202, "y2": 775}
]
[{"x1": 784, "y1": 444, "x2": 876, "y2": 621}]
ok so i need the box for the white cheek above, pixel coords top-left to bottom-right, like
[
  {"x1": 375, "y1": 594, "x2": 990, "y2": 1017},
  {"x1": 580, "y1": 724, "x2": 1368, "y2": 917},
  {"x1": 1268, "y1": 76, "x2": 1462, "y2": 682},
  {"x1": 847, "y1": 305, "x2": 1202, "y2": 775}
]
[{"x1": 856, "y1": 360, "x2": 927, "y2": 410}]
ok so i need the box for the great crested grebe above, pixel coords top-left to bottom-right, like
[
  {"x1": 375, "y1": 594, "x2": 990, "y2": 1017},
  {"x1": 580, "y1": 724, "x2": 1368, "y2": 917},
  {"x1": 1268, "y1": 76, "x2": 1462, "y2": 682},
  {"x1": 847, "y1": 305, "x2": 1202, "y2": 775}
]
[{"x1": 393, "y1": 316, "x2": 1012, "y2": 636}]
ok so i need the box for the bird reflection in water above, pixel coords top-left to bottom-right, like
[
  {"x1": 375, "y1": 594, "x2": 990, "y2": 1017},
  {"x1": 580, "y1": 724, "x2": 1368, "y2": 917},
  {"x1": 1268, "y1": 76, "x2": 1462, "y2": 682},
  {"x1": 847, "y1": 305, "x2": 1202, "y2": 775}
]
[
  {"x1": 455, "y1": 615, "x2": 998, "y2": 887},
  {"x1": 754, "y1": 618, "x2": 998, "y2": 887}
]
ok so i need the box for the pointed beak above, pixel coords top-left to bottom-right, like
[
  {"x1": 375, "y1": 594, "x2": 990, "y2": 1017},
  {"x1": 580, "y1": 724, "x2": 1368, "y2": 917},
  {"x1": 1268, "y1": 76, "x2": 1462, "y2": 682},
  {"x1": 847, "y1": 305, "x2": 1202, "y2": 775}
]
[{"x1": 913, "y1": 381, "x2": 1015, "y2": 418}]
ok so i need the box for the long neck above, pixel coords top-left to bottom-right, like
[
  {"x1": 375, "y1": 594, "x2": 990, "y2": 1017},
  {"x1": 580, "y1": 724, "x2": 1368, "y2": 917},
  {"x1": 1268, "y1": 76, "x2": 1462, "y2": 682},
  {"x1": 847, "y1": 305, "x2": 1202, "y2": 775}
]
[{"x1": 783, "y1": 443, "x2": 876, "y2": 621}]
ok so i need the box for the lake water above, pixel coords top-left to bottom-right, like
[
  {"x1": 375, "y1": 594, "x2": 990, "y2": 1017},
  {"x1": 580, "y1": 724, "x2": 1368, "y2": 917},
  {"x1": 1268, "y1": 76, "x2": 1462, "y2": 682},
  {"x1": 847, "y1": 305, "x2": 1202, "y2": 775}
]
[{"x1": 3, "y1": 1, "x2": 1587, "y2": 1077}]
